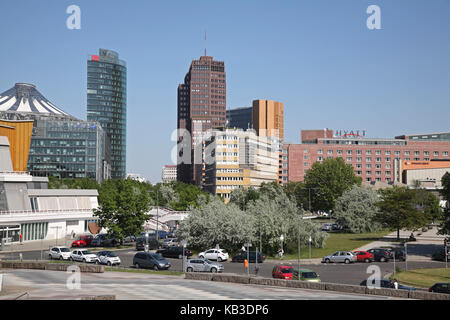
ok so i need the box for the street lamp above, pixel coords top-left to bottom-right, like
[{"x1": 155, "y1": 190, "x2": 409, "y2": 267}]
[
  {"x1": 280, "y1": 234, "x2": 284, "y2": 259},
  {"x1": 308, "y1": 236, "x2": 312, "y2": 259}
]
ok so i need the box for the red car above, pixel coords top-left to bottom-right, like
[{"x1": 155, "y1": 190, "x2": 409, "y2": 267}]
[
  {"x1": 353, "y1": 251, "x2": 374, "y2": 263},
  {"x1": 71, "y1": 235, "x2": 93, "y2": 248},
  {"x1": 272, "y1": 264, "x2": 294, "y2": 280}
]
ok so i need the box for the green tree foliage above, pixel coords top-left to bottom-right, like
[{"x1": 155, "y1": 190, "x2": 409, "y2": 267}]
[
  {"x1": 229, "y1": 186, "x2": 259, "y2": 211},
  {"x1": 48, "y1": 176, "x2": 100, "y2": 190},
  {"x1": 438, "y1": 172, "x2": 450, "y2": 235},
  {"x1": 413, "y1": 189, "x2": 442, "y2": 223},
  {"x1": 334, "y1": 185, "x2": 382, "y2": 233},
  {"x1": 303, "y1": 158, "x2": 362, "y2": 212},
  {"x1": 176, "y1": 196, "x2": 255, "y2": 254},
  {"x1": 150, "y1": 181, "x2": 209, "y2": 211},
  {"x1": 93, "y1": 179, "x2": 151, "y2": 239},
  {"x1": 375, "y1": 186, "x2": 429, "y2": 240}
]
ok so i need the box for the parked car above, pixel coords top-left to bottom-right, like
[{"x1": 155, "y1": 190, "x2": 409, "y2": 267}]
[
  {"x1": 232, "y1": 252, "x2": 265, "y2": 263},
  {"x1": 322, "y1": 251, "x2": 357, "y2": 264},
  {"x1": 367, "y1": 248, "x2": 392, "y2": 262},
  {"x1": 198, "y1": 249, "x2": 229, "y2": 262},
  {"x1": 91, "y1": 233, "x2": 122, "y2": 247},
  {"x1": 331, "y1": 223, "x2": 343, "y2": 231},
  {"x1": 292, "y1": 268, "x2": 321, "y2": 282},
  {"x1": 136, "y1": 237, "x2": 160, "y2": 251},
  {"x1": 431, "y1": 249, "x2": 449, "y2": 262},
  {"x1": 186, "y1": 258, "x2": 224, "y2": 273},
  {"x1": 48, "y1": 246, "x2": 71, "y2": 260},
  {"x1": 156, "y1": 246, "x2": 193, "y2": 259},
  {"x1": 96, "y1": 251, "x2": 121, "y2": 266},
  {"x1": 320, "y1": 224, "x2": 333, "y2": 231},
  {"x1": 428, "y1": 283, "x2": 450, "y2": 294},
  {"x1": 353, "y1": 251, "x2": 374, "y2": 263},
  {"x1": 388, "y1": 248, "x2": 407, "y2": 261},
  {"x1": 360, "y1": 279, "x2": 416, "y2": 291},
  {"x1": 133, "y1": 252, "x2": 171, "y2": 270},
  {"x1": 272, "y1": 264, "x2": 294, "y2": 280},
  {"x1": 70, "y1": 249, "x2": 99, "y2": 263},
  {"x1": 123, "y1": 235, "x2": 137, "y2": 243},
  {"x1": 161, "y1": 238, "x2": 178, "y2": 248}
]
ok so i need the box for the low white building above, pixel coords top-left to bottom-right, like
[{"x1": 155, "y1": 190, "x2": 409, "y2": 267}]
[
  {"x1": 0, "y1": 136, "x2": 99, "y2": 244},
  {"x1": 162, "y1": 165, "x2": 177, "y2": 183}
]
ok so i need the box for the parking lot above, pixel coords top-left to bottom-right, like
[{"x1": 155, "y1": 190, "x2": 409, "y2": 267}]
[{"x1": 2, "y1": 247, "x2": 447, "y2": 287}]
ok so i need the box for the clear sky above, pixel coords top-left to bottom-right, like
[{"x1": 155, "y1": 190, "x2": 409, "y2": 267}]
[{"x1": 0, "y1": 0, "x2": 449, "y2": 183}]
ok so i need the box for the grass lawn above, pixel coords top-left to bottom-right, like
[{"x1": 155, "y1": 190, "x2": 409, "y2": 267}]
[
  {"x1": 390, "y1": 268, "x2": 450, "y2": 289},
  {"x1": 279, "y1": 229, "x2": 392, "y2": 260}
]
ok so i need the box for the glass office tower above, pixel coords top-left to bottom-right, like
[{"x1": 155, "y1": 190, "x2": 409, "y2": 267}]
[{"x1": 87, "y1": 49, "x2": 127, "y2": 179}]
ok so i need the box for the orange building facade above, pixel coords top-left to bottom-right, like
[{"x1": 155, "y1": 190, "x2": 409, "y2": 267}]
[
  {"x1": 252, "y1": 99, "x2": 284, "y2": 140},
  {"x1": 0, "y1": 119, "x2": 34, "y2": 172}
]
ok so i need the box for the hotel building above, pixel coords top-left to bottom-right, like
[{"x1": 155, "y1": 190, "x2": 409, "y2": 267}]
[{"x1": 279, "y1": 130, "x2": 450, "y2": 186}]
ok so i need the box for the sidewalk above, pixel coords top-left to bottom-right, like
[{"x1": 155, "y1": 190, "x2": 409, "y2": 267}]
[{"x1": 0, "y1": 236, "x2": 73, "y2": 254}]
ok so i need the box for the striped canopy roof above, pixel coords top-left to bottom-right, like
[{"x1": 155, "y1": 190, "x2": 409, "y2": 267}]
[{"x1": 0, "y1": 83, "x2": 73, "y2": 117}]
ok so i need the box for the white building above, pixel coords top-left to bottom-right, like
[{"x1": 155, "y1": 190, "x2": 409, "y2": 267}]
[
  {"x1": 162, "y1": 165, "x2": 177, "y2": 183},
  {"x1": 0, "y1": 136, "x2": 99, "y2": 243}
]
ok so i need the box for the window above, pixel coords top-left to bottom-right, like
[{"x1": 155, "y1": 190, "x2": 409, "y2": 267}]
[
  {"x1": 366, "y1": 150, "x2": 372, "y2": 155},
  {"x1": 366, "y1": 164, "x2": 372, "y2": 168},
  {"x1": 376, "y1": 150, "x2": 381, "y2": 155},
  {"x1": 356, "y1": 157, "x2": 362, "y2": 162},
  {"x1": 347, "y1": 150, "x2": 352, "y2": 155},
  {"x1": 404, "y1": 151, "x2": 410, "y2": 155},
  {"x1": 444, "y1": 152, "x2": 449, "y2": 157},
  {"x1": 434, "y1": 151, "x2": 439, "y2": 156},
  {"x1": 385, "y1": 151, "x2": 391, "y2": 155},
  {"x1": 346, "y1": 157, "x2": 352, "y2": 162},
  {"x1": 366, "y1": 157, "x2": 372, "y2": 162}
]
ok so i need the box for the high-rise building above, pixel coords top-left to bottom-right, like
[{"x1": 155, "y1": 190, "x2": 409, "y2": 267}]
[
  {"x1": 0, "y1": 83, "x2": 110, "y2": 182},
  {"x1": 203, "y1": 128, "x2": 280, "y2": 202},
  {"x1": 252, "y1": 100, "x2": 284, "y2": 140},
  {"x1": 177, "y1": 55, "x2": 226, "y2": 185},
  {"x1": 87, "y1": 49, "x2": 127, "y2": 179},
  {"x1": 226, "y1": 106, "x2": 252, "y2": 130}
]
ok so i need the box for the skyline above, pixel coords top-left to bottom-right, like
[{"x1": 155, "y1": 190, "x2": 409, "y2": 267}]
[{"x1": 1, "y1": 0, "x2": 449, "y2": 183}]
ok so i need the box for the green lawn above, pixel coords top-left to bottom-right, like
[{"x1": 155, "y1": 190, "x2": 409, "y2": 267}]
[
  {"x1": 279, "y1": 229, "x2": 392, "y2": 260},
  {"x1": 390, "y1": 268, "x2": 450, "y2": 289}
]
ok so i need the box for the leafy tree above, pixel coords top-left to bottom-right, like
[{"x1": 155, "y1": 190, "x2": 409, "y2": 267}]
[
  {"x1": 93, "y1": 179, "x2": 151, "y2": 239},
  {"x1": 246, "y1": 184, "x2": 328, "y2": 254},
  {"x1": 438, "y1": 172, "x2": 450, "y2": 235},
  {"x1": 283, "y1": 181, "x2": 309, "y2": 211},
  {"x1": 375, "y1": 186, "x2": 429, "y2": 240},
  {"x1": 229, "y1": 186, "x2": 260, "y2": 211},
  {"x1": 176, "y1": 196, "x2": 255, "y2": 254},
  {"x1": 303, "y1": 157, "x2": 362, "y2": 212},
  {"x1": 48, "y1": 176, "x2": 100, "y2": 190},
  {"x1": 414, "y1": 189, "x2": 442, "y2": 223},
  {"x1": 334, "y1": 185, "x2": 382, "y2": 233}
]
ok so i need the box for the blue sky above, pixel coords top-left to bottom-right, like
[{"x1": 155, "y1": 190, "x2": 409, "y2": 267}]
[{"x1": 0, "y1": 0, "x2": 449, "y2": 183}]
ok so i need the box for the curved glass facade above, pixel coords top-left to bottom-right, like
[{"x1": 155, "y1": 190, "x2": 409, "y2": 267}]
[{"x1": 87, "y1": 49, "x2": 127, "y2": 179}]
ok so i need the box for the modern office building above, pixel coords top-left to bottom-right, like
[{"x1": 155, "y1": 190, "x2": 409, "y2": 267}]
[
  {"x1": 87, "y1": 49, "x2": 127, "y2": 179},
  {"x1": 203, "y1": 129, "x2": 279, "y2": 201},
  {"x1": 0, "y1": 136, "x2": 100, "y2": 243},
  {"x1": 177, "y1": 55, "x2": 226, "y2": 186},
  {"x1": 162, "y1": 165, "x2": 177, "y2": 183},
  {"x1": 279, "y1": 129, "x2": 450, "y2": 186},
  {"x1": 252, "y1": 100, "x2": 284, "y2": 140},
  {"x1": 0, "y1": 83, "x2": 111, "y2": 182},
  {"x1": 226, "y1": 106, "x2": 252, "y2": 130}
]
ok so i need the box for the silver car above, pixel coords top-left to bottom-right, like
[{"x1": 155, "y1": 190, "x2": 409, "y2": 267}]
[
  {"x1": 186, "y1": 258, "x2": 224, "y2": 273},
  {"x1": 322, "y1": 251, "x2": 357, "y2": 264}
]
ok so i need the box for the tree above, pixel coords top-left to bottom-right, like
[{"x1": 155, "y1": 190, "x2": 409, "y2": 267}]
[
  {"x1": 438, "y1": 172, "x2": 450, "y2": 235},
  {"x1": 246, "y1": 184, "x2": 328, "y2": 254},
  {"x1": 334, "y1": 185, "x2": 382, "y2": 233},
  {"x1": 93, "y1": 179, "x2": 151, "y2": 239},
  {"x1": 303, "y1": 157, "x2": 362, "y2": 212},
  {"x1": 176, "y1": 196, "x2": 255, "y2": 254},
  {"x1": 413, "y1": 189, "x2": 442, "y2": 223},
  {"x1": 375, "y1": 186, "x2": 429, "y2": 240},
  {"x1": 229, "y1": 187, "x2": 259, "y2": 211},
  {"x1": 48, "y1": 176, "x2": 100, "y2": 190}
]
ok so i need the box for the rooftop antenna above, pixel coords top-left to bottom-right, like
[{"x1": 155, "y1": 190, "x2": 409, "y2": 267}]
[{"x1": 204, "y1": 30, "x2": 207, "y2": 56}]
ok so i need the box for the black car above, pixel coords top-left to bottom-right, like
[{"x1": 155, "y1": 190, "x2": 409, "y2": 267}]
[
  {"x1": 360, "y1": 279, "x2": 416, "y2": 291},
  {"x1": 388, "y1": 249, "x2": 407, "y2": 261},
  {"x1": 428, "y1": 283, "x2": 450, "y2": 294},
  {"x1": 431, "y1": 249, "x2": 449, "y2": 262},
  {"x1": 91, "y1": 234, "x2": 122, "y2": 247},
  {"x1": 136, "y1": 237, "x2": 160, "y2": 251},
  {"x1": 232, "y1": 252, "x2": 265, "y2": 263},
  {"x1": 156, "y1": 246, "x2": 193, "y2": 259},
  {"x1": 133, "y1": 252, "x2": 171, "y2": 270},
  {"x1": 367, "y1": 248, "x2": 392, "y2": 262}
]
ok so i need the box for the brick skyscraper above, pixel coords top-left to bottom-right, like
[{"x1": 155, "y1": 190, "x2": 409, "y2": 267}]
[{"x1": 177, "y1": 55, "x2": 226, "y2": 185}]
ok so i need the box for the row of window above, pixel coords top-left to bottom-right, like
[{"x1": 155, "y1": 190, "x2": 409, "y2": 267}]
[{"x1": 307, "y1": 149, "x2": 449, "y2": 156}]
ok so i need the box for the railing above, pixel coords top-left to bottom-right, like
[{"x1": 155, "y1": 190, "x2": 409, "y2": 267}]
[
  {"x1": 0, "y1": 171, "x2": 30, "y2": 176},
  {"x1": 0, "y1": 208, "x2": 94, "y2": 216}
]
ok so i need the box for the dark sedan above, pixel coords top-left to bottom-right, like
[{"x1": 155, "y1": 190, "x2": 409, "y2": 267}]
[
  {"x1": 232, "y1": 252, "x2": 265, "y2": 263},
  {"x1": 156, "y1": 246, "x2": 193, "y2": 259}
]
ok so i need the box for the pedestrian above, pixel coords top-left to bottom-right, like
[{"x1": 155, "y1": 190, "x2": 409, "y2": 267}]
[
  {"x1": 19, "y1": 233, "x2": 23, "y2": 244},
  {"x1": 277, "y1": 248, "x2": 284, "y2": 259},
  {"x1": 393, "y1": 279, "x2": 399, "y2": 290}
]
